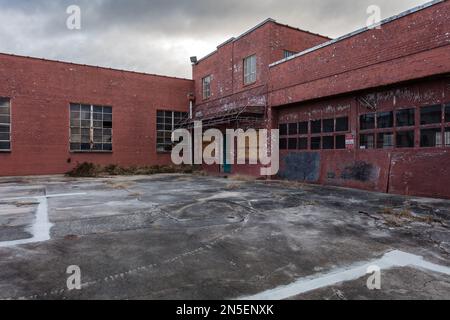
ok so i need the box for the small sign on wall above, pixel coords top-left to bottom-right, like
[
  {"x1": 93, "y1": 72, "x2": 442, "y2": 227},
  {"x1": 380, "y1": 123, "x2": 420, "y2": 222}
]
[{"x1": 346, "y1": 134, "x2": 355, "y2": 150}]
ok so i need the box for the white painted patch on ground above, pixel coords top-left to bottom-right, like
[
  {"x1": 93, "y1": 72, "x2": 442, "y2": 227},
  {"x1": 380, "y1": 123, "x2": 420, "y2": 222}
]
[
  {"x1": 239, "y1": 250, "x2": 450, "y2": 300},
  {"x1": 0, "y1": 193, "x2": 86, "y2": 248}
]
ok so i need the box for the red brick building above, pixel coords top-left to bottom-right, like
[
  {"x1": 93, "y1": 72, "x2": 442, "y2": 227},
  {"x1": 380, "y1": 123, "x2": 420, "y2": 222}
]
[{"x1": 1, "y1": 0, "x2": 449, "y2": 198}]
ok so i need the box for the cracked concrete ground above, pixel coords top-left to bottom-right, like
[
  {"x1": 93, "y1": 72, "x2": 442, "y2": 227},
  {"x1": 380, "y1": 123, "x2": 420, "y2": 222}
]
[{"x1": 0, "y1": 174, "x2": 449, "y2": 300}]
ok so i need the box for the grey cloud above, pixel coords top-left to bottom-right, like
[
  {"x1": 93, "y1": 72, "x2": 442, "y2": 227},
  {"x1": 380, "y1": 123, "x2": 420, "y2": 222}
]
[{"x1": 0, "y1": 0, "x2": 431, "y2": 78}]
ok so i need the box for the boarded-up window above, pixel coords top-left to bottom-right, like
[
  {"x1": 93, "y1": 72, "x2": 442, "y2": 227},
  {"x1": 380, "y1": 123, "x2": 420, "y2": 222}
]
[
  {"x1": 70, "y1": 104, "x2": 113, "y2": 152},
  {"x1": 0, "y1": 98, "x2": 10, "y2": 151}
]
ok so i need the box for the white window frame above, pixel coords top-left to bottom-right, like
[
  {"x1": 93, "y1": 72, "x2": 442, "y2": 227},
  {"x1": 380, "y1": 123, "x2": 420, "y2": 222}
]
[{"x1": 244, "y1": 55, "x2": 257, "y2": 85}]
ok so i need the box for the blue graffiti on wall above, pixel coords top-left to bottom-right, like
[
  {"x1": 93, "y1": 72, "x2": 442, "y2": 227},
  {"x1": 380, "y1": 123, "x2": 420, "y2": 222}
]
[{"x1": 279, "y1": 152, "x2": 321, "y2": 182}]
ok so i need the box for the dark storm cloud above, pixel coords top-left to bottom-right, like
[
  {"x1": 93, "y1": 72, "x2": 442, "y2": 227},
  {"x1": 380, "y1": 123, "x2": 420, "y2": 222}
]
[{"x1": 0, "y1": 0, "x2": 431, "y2": 78}]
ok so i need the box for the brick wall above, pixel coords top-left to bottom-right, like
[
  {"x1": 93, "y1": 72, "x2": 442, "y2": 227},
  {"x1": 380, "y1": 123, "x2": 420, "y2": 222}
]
[
  {"x1": 0, "y1": 54, "x2": 194, "y2": 176},
  {"x1": 269, "y1": 0, "x2": 450, "y2": 106}
]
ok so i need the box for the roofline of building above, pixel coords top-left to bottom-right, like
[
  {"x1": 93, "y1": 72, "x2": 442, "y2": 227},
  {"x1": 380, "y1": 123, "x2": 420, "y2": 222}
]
[
  {"x1": 0, "y1": 52, "x2": 193, "y2": 82},
  {"x1": 269, "y1": 0, "x2": 444, "y2": 68},
  {"x1": 196, "y1": 18, "x2": 331, "y2": 64}
]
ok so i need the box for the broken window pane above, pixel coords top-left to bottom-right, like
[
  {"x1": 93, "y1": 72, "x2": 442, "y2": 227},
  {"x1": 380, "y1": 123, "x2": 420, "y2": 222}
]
[
  {"x1": 311, "y1": 137, "x2": 321, "y2": 150},
  {"x1": 336, "y1": 135, "x2": 346, "y2": 149},
  {"x1": 377, "y1": 132, "x2": 394, "y2": 149},
  {"x1": 421, "y1": 128, "x2": 442, "y2": 147},
  {"x1": 311, "y1": 120, "x2": 321, "y2": 134},
  {"x1": 360, "y1": 134, "x2": 375, "y2": 149},
  {"x1": 360, "y1": 114, "x2": 375, "y2": 130},
  {"x1": 421, "y1": 105, "x2": 442, "y2": 125},
  {"x1": 288, "y1": 123, "x2": 298, "y2": 135},
  {"x1": 396, "y1": 108, "x2": 415, "y2": 127},
  {"x1": 298, "y1": 137, "x2": 308, "y2": 150},
  {"x1": 336, "y1": 117, "x2": 349, "y2": 132},
  {"x1": 279, "y1": 124, "x2": 288, "y2": 136},
  {"x1": 70, "y1": 104, "x2": 113, "y2": 152},
  {"x1": 377, "y1": 112, "x2": 393, "y2": 128},
  {"x1": 298, "y1": 122, "x2": 308, "y2": 135},
  {"x1": 323, "y1": 119, "x2": 334, "y2": 133},
  {"x1": 396, "y1": 130, "x2": 415, "y2": 148},
  {"x1": 322, "y1": 136, "x2": 334, "y2": 149},
  {"x1": 156, "y1": 110, "x2": 188, "y2": 152}
]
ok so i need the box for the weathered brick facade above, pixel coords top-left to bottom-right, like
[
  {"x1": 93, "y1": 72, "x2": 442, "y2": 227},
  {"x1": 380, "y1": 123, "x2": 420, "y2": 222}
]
[
  {"x1": 0, "y1": 54, "x2": 193, "y2": 176},
  {"x1": 0, "y1": 0, "x2": 449, "y2": 199}
]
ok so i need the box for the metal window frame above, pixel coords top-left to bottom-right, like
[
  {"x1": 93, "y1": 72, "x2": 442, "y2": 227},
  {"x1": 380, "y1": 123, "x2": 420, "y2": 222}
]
[
  {"x1": 156, "y1": 110, "x2": 189, "y2": 153},
  {"x1": 69, "y1": 103, "x2": 113, "y2": 153},
  {"x1": 0, "y1": 97, "x2": 11, "y2": 152}
]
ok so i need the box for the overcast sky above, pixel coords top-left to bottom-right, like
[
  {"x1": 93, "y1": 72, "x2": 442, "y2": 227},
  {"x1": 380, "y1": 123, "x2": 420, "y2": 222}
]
[{"x1": 0, "y1": 0, "x2": 430, "y2": 78}]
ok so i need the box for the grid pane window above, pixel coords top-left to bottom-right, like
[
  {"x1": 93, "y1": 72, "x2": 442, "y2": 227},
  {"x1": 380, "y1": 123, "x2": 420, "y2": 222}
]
[
  {"x1": 0, "y1": 98, "x2": 10, "y2": 151},
  {"x1": 157, "y1": 110, "x2": 189, "y2": 152},
  {"x1": 70, "y1": 103, "x2": 113, "y2": 152},
  {"x1": 396, "y1": 108, "x2": 415, "y2": 127},
  {"x1": 202, "y1": 76, "x2": 211, "y2": 99},
  {"x1": 243, "y1": 55, "x2": 257, "y2": 85}
]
